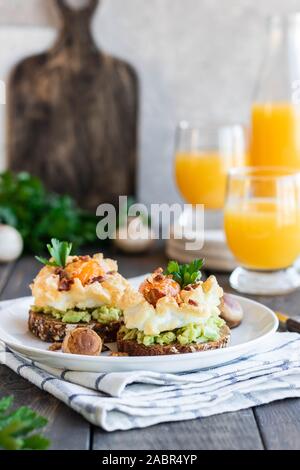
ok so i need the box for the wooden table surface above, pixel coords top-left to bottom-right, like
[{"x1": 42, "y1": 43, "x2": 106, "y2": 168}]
[{"x1": 1, "y1": 245, "x2": 300, "y2": 450}]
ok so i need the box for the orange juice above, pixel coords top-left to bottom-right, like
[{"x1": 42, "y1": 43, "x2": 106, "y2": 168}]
[
  {"x1": 175, "y1": 152, "x2": 245, "y2": 209},
  {"x1": 175, "y1": 152, "x2": 224, "y2": 208},
  {"x1": 250, "y1": 103, "x2": 300, "y2": 167},
  {"x1": 224, "y1": 200, "x2": 300, "y2": 270}
]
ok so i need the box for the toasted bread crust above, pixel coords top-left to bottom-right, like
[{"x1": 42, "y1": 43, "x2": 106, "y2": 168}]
[
  {"x1": 117, "y1": 325, "x2": 230, "y2": 356},
  {"x1": 28, "y1": 310, "x2": 121, "y2": 343}
]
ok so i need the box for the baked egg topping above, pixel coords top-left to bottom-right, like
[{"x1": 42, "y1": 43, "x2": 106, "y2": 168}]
[
  {"x1": 31, "y1": 253, "x2": 129, "y2": 311},
  {"x1": 123, "y1": 275, "x2": 223, "y2": 336}
]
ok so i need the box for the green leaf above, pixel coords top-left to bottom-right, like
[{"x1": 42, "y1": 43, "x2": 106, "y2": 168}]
[
  {"x1": 47, "y1": 239, "x2": 72, "y2": 267},
  {"x1": 0, "y1": 170, "x2": 98, "y2": 254},
  {"x1": 0, "y1": 396, "x2": 13, "y2": 414},
  {"x1": 35, "y1": 256, "x2": 58, "y2": 267},
  {"x1": 183, "y1": 272, "x2": 190, "y2": 286},
  {"x1": 172, "y1": 273, "x2": 182, "y2": 284},
  {"x1": 21, "y1": 434, "x2": 50, "y2": 450},
  {"x1": 164, "y1": 259, "x2": 204, "y2": 289},
  {"x1": 0, "y1": 397, "x2": 49, "y2": 450},
  {"x1": 36, "y1": 239, "x2": 73, "y2": 268},
  {"x1": 0, "y1": 207, "x2": 18, "y2": 227},
  {"x1": 10, "y1": 407, "x2": 48, "y2": 435},
  {"x1": 166, "y1": 260, "x2": 179, "y2": 273}
]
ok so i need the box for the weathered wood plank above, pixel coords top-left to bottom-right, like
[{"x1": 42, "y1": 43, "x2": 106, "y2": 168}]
[
  {"x1": 0, "y1": 256, "x2": 39, "y2": 300},
  {"x1": 93, "y1": 409, "x2": 263, "y2": 450},
  {"x1": 0, "y1": 262, "x2": 15, "y2": 295},
  {"x1": 254, "y1": 400, "x2": 300, "y2": 450},
  {"x1": 0, "y1": 257, "x2": 91, "y2": 450},
  {"x1": 0, "y1": 366, "x2": 90, "y2": 450},
  {"x1": 215, "y1": 272, "x2": 300, "y2": 450}
]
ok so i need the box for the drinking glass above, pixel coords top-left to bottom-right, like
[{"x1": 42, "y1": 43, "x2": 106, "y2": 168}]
[
  {"x1": 175, "y1": 122, "x2": 247, "y2": 210},
  {"x1": 250, "y1": 14, "x2": 300, "y2": 168},
  {"x1": 224, "y1": 167, "x2": 300, "y2": 295}
]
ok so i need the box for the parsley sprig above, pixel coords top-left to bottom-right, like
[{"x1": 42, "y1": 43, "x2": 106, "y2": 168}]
[
  {"x1": 36, "y1": 238, "x2": 73, "y2": 268},
  {"x1": 165, "y1": 259, "x2": 204, "y2": 288},
  {"x1": 0, "y1": 171, "x2": 98, "y2": 254},
  {"x1": 0, "y1": 396, "x2": 50, "y2": 450}
]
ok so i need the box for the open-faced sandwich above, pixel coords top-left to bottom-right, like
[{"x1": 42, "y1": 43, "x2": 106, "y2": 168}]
[
  {"x1": 29, "y1": 239, "x2": 130, "y2": 344},
  {"x1": 118, "y1": 260, "x2": 230, "y2": 355}
]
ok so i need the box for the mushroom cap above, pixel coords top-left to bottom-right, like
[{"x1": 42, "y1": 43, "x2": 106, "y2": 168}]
[
  {"x1": 220, "y1": 293, "x2": 243, "y2": 329},
  {"x1": 62, "y1": 328, "x2": 102, "y2": 356}
]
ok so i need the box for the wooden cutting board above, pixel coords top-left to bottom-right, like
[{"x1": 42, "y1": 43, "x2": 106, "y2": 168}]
[{"x1": 8, "y1": 0, "x2": 138, "y2": 211}]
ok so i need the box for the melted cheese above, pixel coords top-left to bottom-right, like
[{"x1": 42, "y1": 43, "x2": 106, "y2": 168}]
[
  {"x1": 123, "y1": 276, "x2": 223, "y2": 335},
  {"x1": 30, "y1": 254, "x2": 129, "y2": 311}
]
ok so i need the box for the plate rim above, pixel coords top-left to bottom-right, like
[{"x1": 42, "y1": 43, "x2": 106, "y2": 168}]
[{"x1": 0, "y1": 293, "x2": 278, "y2": 363}]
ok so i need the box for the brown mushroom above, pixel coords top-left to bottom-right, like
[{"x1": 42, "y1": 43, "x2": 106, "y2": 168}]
[
  {"x1": 62, "y1": 328, "x2": 102, "y2": 356},
  {"x1": 220, "y1": 293, "x2": 243, "y2": 329}
]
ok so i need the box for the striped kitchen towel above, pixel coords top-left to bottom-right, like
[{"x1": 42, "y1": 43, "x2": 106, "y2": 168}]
[{"x1": 1, "y1": 332, "x2": 300, "y2": 431}]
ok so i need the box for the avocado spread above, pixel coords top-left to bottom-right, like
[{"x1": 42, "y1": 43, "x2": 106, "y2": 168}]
[
  {"x1": 31, "y1": 305, "x2": 122, "y2": 324},
  {"x1": 119, "y1": 315, "x2": 225, "y2": 346}
]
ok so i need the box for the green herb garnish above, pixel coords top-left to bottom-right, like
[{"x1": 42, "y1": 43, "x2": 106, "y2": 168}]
[
  {"x1": 0, "y1": 396, "x2": 50, "y2": 450},
  {"x1": 0, "y1": 171, "x2": 99, "y2": 254},
  {"x1": 36, "y1": 238, "x2": 73, "y2": 268},
  {"x1": 165, "y1": 259, "x2": 204, "y2": 288}
]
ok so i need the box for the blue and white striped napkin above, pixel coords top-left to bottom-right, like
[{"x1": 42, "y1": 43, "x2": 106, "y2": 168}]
[{"x1": 1, "y1": 333, "x2": 300, "y2": 431}]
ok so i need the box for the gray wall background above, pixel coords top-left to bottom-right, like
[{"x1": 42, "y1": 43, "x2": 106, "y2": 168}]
[{"x1": 1, "y1": 0, "x2": 300, "y2": 205}]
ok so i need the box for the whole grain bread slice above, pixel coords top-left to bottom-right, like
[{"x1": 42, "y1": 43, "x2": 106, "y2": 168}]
[
  {"x1": 117, "y1": 324, "x2": 230, "y2": 356},
  {"x1": 28, "y1": 309, "x2": 121, "y2": 343}
]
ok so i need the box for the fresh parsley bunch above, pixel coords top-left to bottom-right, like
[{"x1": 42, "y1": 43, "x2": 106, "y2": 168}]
[
  {"x1": 0, "y1": 171, "x2": 98, "y2": 254},
  {"x1": 36, "y1": 239, "x2": 73, "y2": 268},
  {"x1": 0, "y1": 396, "x2": 50, "y2": 450},
  {"x1": 165, "y1": 259, "x2": 204, "y2": 288}
]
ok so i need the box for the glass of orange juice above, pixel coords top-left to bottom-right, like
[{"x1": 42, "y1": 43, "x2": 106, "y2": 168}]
[
  {"x1": 250, "y1": 103, "x2": 300, "y2": 168},
  {"x1": 224, "y1": 167, "x2": 300, "y2": 295},
  {"x1": 175, "y1": 122, "x2": 247, "y2": 210},
  {"x1": 250, "y1": 15, "x2": 300, "y2": 168}
]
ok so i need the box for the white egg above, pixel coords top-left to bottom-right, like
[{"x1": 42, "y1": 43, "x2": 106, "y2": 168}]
[{"x1": 0, "y1": 225, "x2": 23, "y2": 262}]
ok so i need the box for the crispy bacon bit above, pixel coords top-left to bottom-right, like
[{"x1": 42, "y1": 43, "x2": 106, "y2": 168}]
[
  {"x1": 188, "y1": 299, "x2": 198, "y2": 307},
  {"x1": 191, "y1": 283, "x2": 201, "y2": 289},
  {"x1": 106, "y1": 270, "x2": 117, "y2": 275},
  {"x1": 184, "y1": 286, "x2": 192, "y2": 291},
  {"x1": 58, "y1": 277, "x2": 74, "y2": 292},
  {"x1": 146, "y1": 288, "x2": 165, "y2": 306},
  {"x1": 87, "y1": 275, "x2": 105, "y2": 285},
  {"x1": 139, "y1": 269, "x2": 180, "y2": 307},
  {"x1": 54, "y1": 267, "x2": 74, "y2": 292},
  {"x1": 154, "y1": 267, "x2": 164, "y2": 274},
  {"x1": 54, "y1": 267, "x2": 64, "y2": 276}
]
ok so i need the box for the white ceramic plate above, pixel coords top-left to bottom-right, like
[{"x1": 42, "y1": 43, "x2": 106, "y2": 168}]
[{"x1": 0, "y1": 276, "x2": 278, "y2": 373}]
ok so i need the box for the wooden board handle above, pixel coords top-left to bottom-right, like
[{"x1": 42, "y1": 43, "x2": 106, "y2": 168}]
[{"x1": 55, "y1": 0, "x2": 99, "y2": 17}]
